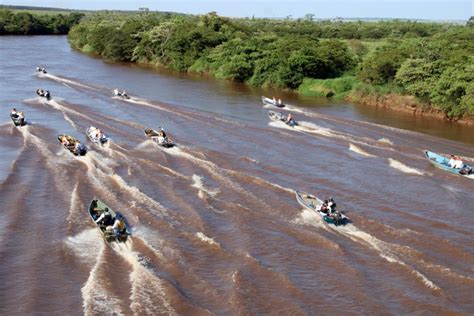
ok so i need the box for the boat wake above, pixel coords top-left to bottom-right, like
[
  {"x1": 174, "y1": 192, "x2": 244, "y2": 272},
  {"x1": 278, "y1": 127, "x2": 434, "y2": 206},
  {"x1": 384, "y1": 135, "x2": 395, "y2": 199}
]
[
  {"x1": 333, "y1": 225, "x2": 441, "y2": 291},
  {"x1": 113, "y1": 247, "x2": 175, "y2": 315},
  {"x1": 195, "y1": 232, "x2": 221, "y2": 248},
  {"x1": 388, "y1": 158, "x2": 425, "y2": 176},
  {"x1": 349, "y1": 143, "x2": 376, "y2": 158},
  {"x1": 191, "y1": 174, "x2": 220, "y2": 197}
]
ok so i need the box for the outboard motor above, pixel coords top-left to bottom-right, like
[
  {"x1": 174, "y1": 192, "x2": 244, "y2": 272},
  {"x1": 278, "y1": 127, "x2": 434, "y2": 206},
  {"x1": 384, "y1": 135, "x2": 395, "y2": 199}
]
[{"x1": 74, "y1": 143, "x2": 87, "y2": 156}]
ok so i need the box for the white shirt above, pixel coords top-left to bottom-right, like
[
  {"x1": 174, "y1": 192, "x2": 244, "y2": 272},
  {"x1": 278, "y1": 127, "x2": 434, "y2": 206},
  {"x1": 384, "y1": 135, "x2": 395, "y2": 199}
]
[
  {"x1": 95, "y1": 212, "x2": 110, "y2": 223},
  {"x1": 453, "y1": 159, "x2": 464, "y2": 169},
  {"x1": 448, "y1": 158, "x2": 456, "y2": 168}
]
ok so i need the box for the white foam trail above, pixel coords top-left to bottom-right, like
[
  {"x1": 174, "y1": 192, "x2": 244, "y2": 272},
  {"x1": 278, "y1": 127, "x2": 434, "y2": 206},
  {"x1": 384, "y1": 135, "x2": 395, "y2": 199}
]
[
  {"x1": 191, "y1": 174, "x2": 219, "y2": 197},
  {"x1": 80, "y1": 242, "x2": 125, "y2": 315},
  {"x1": 43, "y1": 73, "x2": 101, "y2": 91},
  {"x1": 349, "y1": 143, "x2": 376, "y2": 158},
  {"x1": 335, "y1": 225, "x2": 440, "y2": 290},
  {"x1": 66, "y1": 182, "x2": 82, "y2": 225},
  {"x1": 68, "y1": 230, "x2": 126, "y2": 314},
  {"x1": 113, "y1": 247, "x2": 175, "y2": 315},
  {"x1": 65, "y1": 228, "x2": 103, "y2": 263},
  {"x1": 388, "y1": 158, "x2": 424, "y2": 176},
  {"x1": 295, "y1": 121, "x2": 336, "y2": 137},
  {"x1": 196, "y1": 232, "x2": 220, "y2": 247},
  {"x1": 63, "y1": 113, "x2": 81, "y2": 131},
  {"x1": 268, "y1": 120, "x2": 299, "y2": 133},
  {"x1": 377, "y1": 138, "x2": 394, "y2": 146},
  {"x1": 166, "y1": 147, "x2": 256, "y2": 200},
  {"x1": 292, "y1": 208, "x2": 327, "y2": 229},
  {"x1": 251, "y1": 176, "x2": 294, "y2": 194}
]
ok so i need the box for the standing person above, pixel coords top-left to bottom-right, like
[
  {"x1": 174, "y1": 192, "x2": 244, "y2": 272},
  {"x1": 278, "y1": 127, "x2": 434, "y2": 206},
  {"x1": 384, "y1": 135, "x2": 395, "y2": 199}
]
[{"x1": 272, "y1": 96, "x2": 277, "y2": 105}]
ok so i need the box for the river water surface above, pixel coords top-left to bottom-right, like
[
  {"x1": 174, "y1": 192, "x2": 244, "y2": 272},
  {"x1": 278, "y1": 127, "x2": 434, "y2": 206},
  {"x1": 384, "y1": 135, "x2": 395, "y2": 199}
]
[{"x1": 1, "y1": 36, "x2": 473, "y2": 315}]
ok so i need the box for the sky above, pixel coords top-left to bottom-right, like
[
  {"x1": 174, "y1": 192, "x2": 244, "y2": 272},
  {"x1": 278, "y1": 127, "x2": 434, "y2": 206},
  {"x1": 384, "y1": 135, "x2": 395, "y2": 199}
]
[{"x1": 2, "y1": 0, "x2": 473, "y2": 20}]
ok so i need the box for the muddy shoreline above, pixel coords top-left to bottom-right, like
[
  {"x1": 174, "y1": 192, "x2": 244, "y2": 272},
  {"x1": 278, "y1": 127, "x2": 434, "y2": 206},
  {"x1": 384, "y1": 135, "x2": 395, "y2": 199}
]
[{"x1": 347, "y1": 92, "x2": 474, "y2": 127}]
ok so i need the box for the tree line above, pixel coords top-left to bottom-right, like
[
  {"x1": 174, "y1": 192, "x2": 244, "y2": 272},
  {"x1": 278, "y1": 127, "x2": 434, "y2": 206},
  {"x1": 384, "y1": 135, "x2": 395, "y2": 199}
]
[
  {"x1": 0, "y1": 9, "x2": 84, "y2": 35},
  {"x1": 10, "y1": 9, "x2": 472, "y2": 119}
]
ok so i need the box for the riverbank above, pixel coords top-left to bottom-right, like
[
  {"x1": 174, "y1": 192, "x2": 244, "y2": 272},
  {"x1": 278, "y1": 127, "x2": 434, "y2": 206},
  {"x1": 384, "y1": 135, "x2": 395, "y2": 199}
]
[{"x1": 298, "y1": 76, "x2": 474, "y2": 126}]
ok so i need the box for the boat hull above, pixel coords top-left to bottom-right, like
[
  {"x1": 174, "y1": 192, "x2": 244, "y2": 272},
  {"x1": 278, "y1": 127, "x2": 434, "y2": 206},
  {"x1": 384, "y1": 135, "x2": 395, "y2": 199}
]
[
  {"x1": 89, "y1": 199, "x2": 130, "y2": 243},
  {"x1": 424, "y1": 150, "x2": 473, "y2": 179},
  {"x1": 295, "y1": 191, "x2": 349, "y2": 225}
]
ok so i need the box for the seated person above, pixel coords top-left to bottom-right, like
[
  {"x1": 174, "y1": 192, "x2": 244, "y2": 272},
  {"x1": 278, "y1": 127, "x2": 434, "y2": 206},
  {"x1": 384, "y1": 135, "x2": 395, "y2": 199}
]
[
  {"x1": 317, "y1": 200, "x2": 330, "y2": 214},
  {"x1": 448, "y1": 155, "x2": 456, "y2": 168},
  {"x1": 95, "y1": 208, "x2": 113, "y2": 227},
  {"x1": 453, "y1": 157, "x2": 464, "y2": 169},
  {"x1": 11, "y1": 108, "x2": 18, "y2": 117},
  {"x1": 61, "y1": 136, "x2": 70, "y2": 146},
  {"x1": 112, "y1": 215, "x2": 126, "y2": 237}
]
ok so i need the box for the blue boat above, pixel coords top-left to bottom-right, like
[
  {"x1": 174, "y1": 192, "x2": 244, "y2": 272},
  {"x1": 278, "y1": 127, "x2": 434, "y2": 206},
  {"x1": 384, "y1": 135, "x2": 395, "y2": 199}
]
[{"x1": 424, "y1": 150, "x2": 473, "y2": 179}]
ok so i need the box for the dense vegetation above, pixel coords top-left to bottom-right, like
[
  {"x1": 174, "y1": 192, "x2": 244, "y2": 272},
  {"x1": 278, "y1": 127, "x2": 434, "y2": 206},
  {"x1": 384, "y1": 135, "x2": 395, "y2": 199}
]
[
  {"x1": 68, "y1": 12, "x2": 474, "y2": 119},
  {"x1": 0, "y1": 8, "x2": 84, "y2": 35}
]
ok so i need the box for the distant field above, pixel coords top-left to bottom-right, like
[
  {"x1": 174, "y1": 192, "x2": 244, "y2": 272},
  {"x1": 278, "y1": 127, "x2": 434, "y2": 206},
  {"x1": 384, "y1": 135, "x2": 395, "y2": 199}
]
[{"x1": 0, "y1": 5, "x2": 88, "y2": 14}]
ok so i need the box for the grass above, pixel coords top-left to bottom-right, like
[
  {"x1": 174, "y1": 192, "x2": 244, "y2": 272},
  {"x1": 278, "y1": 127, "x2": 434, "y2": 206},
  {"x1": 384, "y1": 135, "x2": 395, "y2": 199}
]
[{"x1": 298, "y1": 76, "x2": 359, "y2": 99}]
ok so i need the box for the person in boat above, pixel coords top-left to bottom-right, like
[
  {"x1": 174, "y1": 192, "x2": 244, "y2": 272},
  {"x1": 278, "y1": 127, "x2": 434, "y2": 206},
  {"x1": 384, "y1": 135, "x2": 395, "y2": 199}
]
[
  {"x1": 158, "y1": 127, "x2": 167, "y2": 138},
  {"x1": 74, "y1": 141, "x2": 83, "y2": 153},
  {"x1": 61, "y1": 136, "x2": 70, "y2": 146},
  {"x1": 317, "y1": 200, "x2": 330, "y2": 214},
  {"x1": 112, "y1": 214, "x2": 126, "y2": 237},
  {"x1": 278, "y1": 99, "x2": 282, "y2": 106},
  {"x1": 95, "y1": 207, "x2": 113, "y2": 227},
  {"x1": 328, "y1": 197, "x2": 336, "y2": 214},
  {"x1": 286, "y1": 113, "x2": 295, "y2": 125},
  {"x1": 121, "y1": 90, "x2": 127, "y2": 97},
  {"x1": 44, "y1": 90, "x2": 50, "y2": 98},
  {"x1": 11, "y1": 108, "x2": 18, "y2": 117},
  {"x1": 453, "y1": 156, "x2": 464, "y2": 169},
  {"x1": 113, "y1": 88, "x2": 120, "y2": 96},
  {"x1": 18, "y1": 111, "x2": 24, "y2": 120},
  {"x1": 95, "y1": 129, "x2": 104, "y2": 140},
  {"x1": 272, "y1": 96, "x2": 277, "y2": 105},
  {"x1": 448, "y1": 155, "x2": 456, "y2": 168}
]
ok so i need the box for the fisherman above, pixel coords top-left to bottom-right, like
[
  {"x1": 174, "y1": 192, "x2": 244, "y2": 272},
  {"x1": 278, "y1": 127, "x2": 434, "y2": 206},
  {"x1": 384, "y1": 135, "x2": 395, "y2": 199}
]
[
  {"x1": 453, "y1": 156, "x2": 464, "y2": 169},
  {"x1": 448, "y1": 155, "x2": 456, "y2": 168},
  {"x1": 286, "y1": 113, "x2": 295, "y2": 126},
  {"x1": 74, "y1": 141, "x2": 83, "y2": 153},
  {"x1": 328, "y1": 197, "x2": 337, "y2": 213},
  {"x1": 317, "y1": 200, "x2": 330, "y2": 214},
  {"x1": 95, "y1": 207, "x2": 113, "y2": 227},
  {"x1": 112, "y1": 214, "x2": 126, "y2": 237},
  {"x1": 10, "y1": 108, "x2": 18, "y2": 117},
  {"x1": 158, "y1": 127, "x2": 167, "y2": 138},
  {"x1": 61, "y1": 136, "x2": 70, "y2": 146}
]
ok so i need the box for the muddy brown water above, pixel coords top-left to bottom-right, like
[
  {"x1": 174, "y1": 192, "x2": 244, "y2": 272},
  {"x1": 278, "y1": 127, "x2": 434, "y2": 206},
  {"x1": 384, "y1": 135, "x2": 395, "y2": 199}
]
[{"x1": 1, "y1": 36, "x2": 473, "y2": 315}]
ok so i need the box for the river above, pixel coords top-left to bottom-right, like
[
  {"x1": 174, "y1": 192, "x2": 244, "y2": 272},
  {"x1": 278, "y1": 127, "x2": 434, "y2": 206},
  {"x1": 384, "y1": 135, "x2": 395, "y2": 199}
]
[{"x1": 0, "y1": 36, "x2": 473, "y2": 315}]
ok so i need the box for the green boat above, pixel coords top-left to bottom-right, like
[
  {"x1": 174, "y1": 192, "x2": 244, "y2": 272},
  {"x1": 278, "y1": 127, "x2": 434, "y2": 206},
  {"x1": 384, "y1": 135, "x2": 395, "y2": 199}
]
[
  {"x1": 295, "y1": 191, "x2": 350, "y2": 225},
  {"x1": 89, "y1": 199, "x2": 130, "y2": 242}
]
